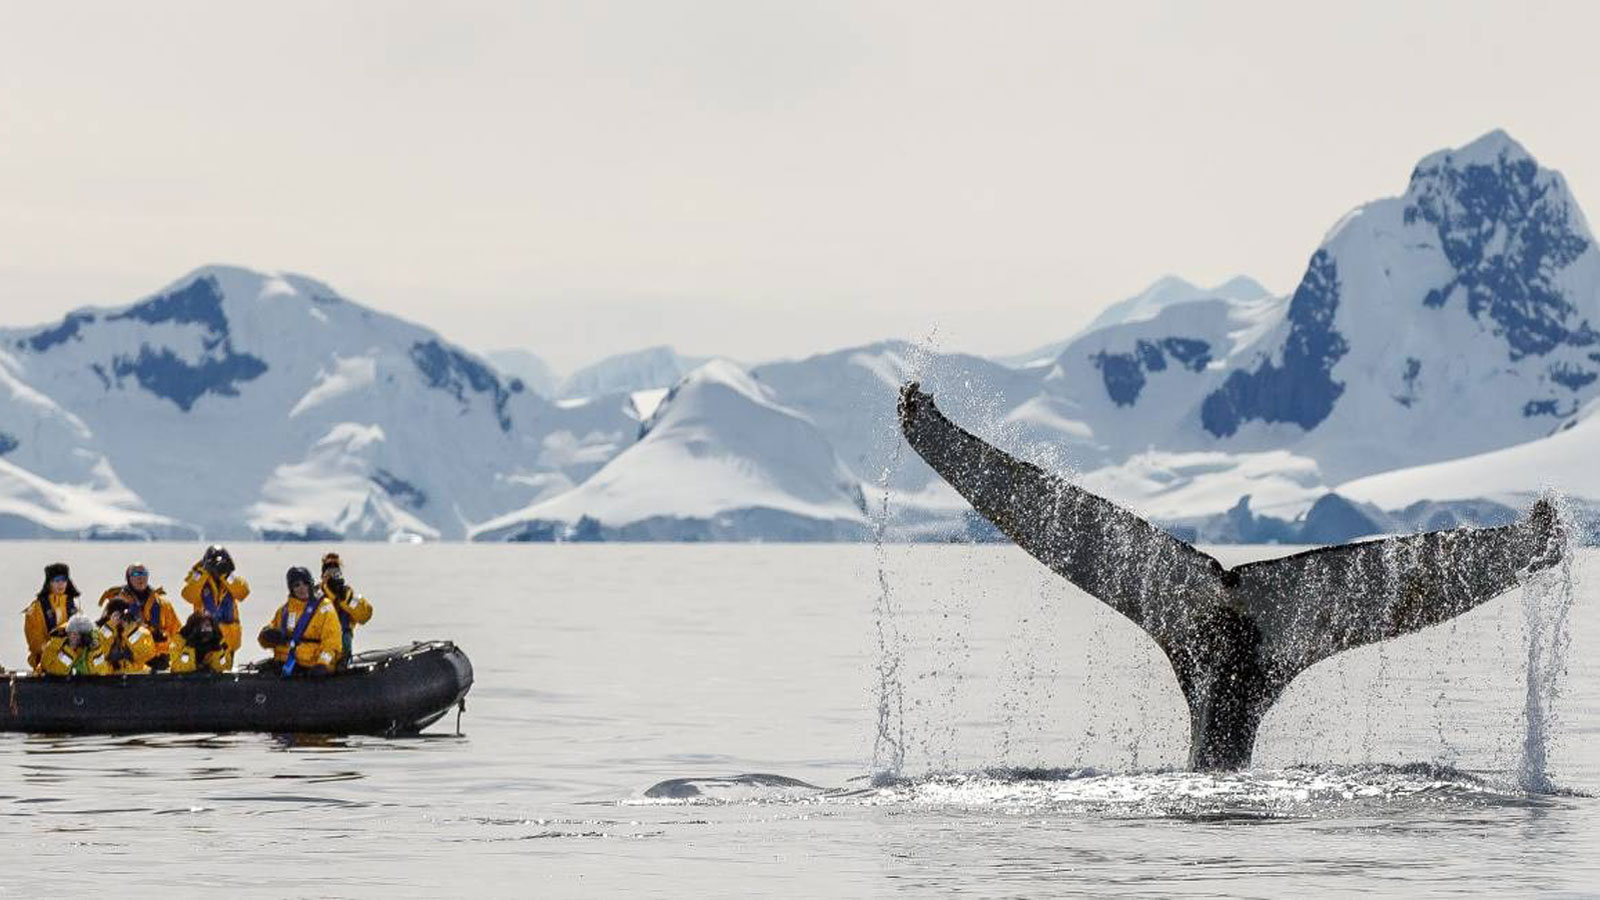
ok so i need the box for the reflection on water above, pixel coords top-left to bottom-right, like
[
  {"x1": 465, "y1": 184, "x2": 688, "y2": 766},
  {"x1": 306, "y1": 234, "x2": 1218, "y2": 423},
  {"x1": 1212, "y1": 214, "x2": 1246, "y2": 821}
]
[{"x1": 0, "y1": 542, "x2": 1592, "y2": 896}]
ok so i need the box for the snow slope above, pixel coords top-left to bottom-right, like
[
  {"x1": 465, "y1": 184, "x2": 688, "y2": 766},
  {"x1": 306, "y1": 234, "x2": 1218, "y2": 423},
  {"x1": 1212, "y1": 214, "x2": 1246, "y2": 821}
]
[
  {"x1": 557, "y1": 345, "x2": 707, "y2": 400},
  {"x1": 998, "y1": 275, "x2": 1271, "y2": 368},
  {"x1": 1337, "y1": 399, "x2": 1600, "y2": 510},
  {"x1": 474, "y1": 360, "x2": 868, "y2": 541},
  {"x1": 486, "y1": 348, "x2": 561, "y2": 398}
]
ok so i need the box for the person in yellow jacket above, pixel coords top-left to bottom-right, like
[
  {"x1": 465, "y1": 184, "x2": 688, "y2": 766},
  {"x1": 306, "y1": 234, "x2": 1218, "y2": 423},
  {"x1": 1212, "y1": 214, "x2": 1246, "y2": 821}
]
[
  {"x1": 170, "y1": 611, "x2": 233, "y2": 674},
  {"x1": 319, "y1": 552, "x2": 372, "y2": 665},
  {"x1": 100, "y1": 563, "x2": 182, "y2": 671},
  {"x1": 97, "y1": 597, "x2": 157, "y2": 674},
  {"x1": 257, "y1": 567, "x2": 342, "y2": 675},
  {"x1": 180, "y1": 545, "x2": 249, "y2": 654},
  {"x1": 40, "y1": 614, "x2": 110, "y2": 677},
  {"x1": 24, "y1": 562, "x2": 81, "y2": 672}
]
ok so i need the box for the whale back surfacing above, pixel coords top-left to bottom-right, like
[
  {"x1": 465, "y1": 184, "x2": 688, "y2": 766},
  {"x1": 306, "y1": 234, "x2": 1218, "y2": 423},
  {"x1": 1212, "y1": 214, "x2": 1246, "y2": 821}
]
[{"x1": 897, "y1": 382, "x2": 1562, "y2": 770}]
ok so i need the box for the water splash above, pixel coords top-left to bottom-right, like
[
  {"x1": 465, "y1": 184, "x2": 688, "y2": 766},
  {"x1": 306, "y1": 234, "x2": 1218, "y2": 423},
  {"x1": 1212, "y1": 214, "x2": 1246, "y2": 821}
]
[
  {"x1": 869, "y1": 332, "x2": 942, "y2": 779},
  {"x1": 871, "y1": 437, "x2": 907, "y2": 779},
  {"x1": 633, "y1": 764, "x2": 1561, "y2": 819},
  {"x1": 1518, "y1": 492, "x2": 1577, "y2": 794}
]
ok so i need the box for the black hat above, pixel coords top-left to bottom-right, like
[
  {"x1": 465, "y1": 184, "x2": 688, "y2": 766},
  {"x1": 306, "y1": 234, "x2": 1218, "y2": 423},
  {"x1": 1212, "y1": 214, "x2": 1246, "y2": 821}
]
[
  {"x1": 37, "y1": 563, "x2": 80, "y2": 603},
  {"x1": 286, "y1": 566, "x2": 315, "y2": 590}
]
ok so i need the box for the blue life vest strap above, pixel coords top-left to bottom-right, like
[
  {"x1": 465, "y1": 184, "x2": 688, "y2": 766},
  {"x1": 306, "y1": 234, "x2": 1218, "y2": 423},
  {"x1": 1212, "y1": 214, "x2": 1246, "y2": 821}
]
[
  {"x1": 281, "y1": 600, "x2": 320, "y2": 676},
  {"x1": 201, "y1": 580, "x2": 237, "y2": 625}
]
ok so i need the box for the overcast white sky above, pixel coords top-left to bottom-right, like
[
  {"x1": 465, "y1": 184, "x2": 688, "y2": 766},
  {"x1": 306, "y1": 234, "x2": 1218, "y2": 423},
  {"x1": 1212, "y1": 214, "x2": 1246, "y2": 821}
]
[{"x1": 3, "y1": 1, "x2": 1599, "y2": 371}]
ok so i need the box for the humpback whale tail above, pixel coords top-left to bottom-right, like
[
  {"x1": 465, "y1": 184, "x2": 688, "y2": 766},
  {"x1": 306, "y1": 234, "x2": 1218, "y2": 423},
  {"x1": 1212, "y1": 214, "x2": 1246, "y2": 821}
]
[{"x1": 898, "y1": 382, "x2": 1565, "y2": 770}]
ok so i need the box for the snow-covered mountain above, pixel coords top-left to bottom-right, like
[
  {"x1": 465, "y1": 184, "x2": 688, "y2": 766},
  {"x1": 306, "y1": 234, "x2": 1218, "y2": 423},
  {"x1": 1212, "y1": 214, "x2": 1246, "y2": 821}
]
[
  {"x1": 556, "y1": 345, "x2": 707, "y2": 400},
  {"x1": 473, "y1": 360, "x2": 869, "y2": 541},
  {"x1": 971, "y1": 129, "x2": 1600, "y2": 534},
  {"x1": 1196, "y1": 129, "x2": 1600, "y2": 481},
  {"x1": 485, "y1": 348, "x2": 561, "y2": 398},
  {"x1": 997, "y1": 275, "x2": 1271, "y2": 369},
  {"x1": 0, "y1": 266, "x2": 638, "y2": 540},
  {"x1": 12, "y1": 129, "x2": 1600, "y2": 544},
  {"x1": 739, "y1": 130, "x2": 1600, "y2": 540}
]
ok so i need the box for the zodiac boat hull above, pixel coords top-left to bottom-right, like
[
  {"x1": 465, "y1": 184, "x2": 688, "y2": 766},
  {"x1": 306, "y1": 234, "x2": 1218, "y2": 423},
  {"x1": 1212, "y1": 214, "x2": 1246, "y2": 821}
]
[{"x1": 0, "y1": 641, "x2": 473, "y2": 736}]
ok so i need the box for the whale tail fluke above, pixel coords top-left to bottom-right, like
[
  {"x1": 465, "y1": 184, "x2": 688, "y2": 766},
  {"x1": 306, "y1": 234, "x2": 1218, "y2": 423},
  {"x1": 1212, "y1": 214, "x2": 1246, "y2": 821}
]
[{"x1": 897, "y1": 381, "x2": 1565, "y2": 769}]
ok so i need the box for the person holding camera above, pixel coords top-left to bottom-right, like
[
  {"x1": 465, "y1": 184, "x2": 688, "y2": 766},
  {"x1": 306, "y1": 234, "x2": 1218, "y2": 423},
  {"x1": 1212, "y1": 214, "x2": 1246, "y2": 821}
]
[
  {"x1": 100, "y1": 563, "x2": 181, "y2": 671},
  {"x1": 180, "y1": 545, "x2": 250, "y2": 654},
  {"x1": 257, "y1": 567, "x2": 342, "y2": 676},
  {"x1": 318, "y1": 552, "x2": 372, "y2": 665},
  {"x1": 170, "y1": 611, "x2": 233, "y2": 674},
  {"x1": 97, "y1": 597, "x2": 156, "y2": 674},
  {"x1": 40, "y1": 614, "x2": 108, "y2": 676}
]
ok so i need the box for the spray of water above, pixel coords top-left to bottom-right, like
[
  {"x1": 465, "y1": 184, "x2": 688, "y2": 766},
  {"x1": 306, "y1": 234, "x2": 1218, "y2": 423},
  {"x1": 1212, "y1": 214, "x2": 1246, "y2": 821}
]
[
  {"x1": 870, "y1": 333, "x2": 943, "y2": 779},
  {"x1": 871, "y1": 437, "x2": 907, "y2": 779},
  {"x1": 1517, "y1": 491, "x2": 1577, "y2": 794}
]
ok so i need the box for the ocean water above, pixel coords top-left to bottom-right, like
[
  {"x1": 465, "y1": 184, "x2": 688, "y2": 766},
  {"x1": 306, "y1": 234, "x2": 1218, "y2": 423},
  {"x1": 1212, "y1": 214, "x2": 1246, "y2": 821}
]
[{"x1": 0, "y1": 542, "x2": 1594, "y2": 897}]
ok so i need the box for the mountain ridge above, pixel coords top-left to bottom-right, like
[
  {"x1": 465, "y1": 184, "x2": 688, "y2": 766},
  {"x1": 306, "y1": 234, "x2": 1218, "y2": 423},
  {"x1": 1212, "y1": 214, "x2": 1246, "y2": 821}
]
[{"x1": 9, "y1": 130, "x2": 1600, "y2": 542}]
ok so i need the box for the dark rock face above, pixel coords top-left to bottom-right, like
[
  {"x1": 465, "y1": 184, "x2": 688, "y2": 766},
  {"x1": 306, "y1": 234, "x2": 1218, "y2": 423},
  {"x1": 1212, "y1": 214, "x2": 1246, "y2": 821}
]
[
  {"x1": 110, "y1": 345, "x2": 269, "y2": 412},
  {"x1": 1548, "y1": 363, "x2": 1597, "y2": 391},
  {"x1": 1522, "y1": 398, "x2": 1572, "y2": 418},
  {"x1": 409, "y1": 340, "x2": 516, "y2": 432},
  {"x1": 1407, "y1": 149, "x2": 1596, "y2": 360},
  {"x1": 371, "y1": 469, "x2": 427, "y2": 509},
  {"x1": 1209, "y1": 495, "x2": 1297, "y2": 544},
  {"x1": 1298, "y1": 493, "x2": 1384, "y2": 544},
  {"x1": 1201, "y1": 250, "x2": 1349, "y2": 437},
  {"x1": 27, "y1": 276, "x2": 272, "y2": 412},
  {"x1": 0, "y1": 432, "x2": 16, "y2": 455},
  {"x1": 24, "y1": 312, "x2": 96, "y2": 352},
  {"x1": 1394, "y1": 357, "x2": 1423, "y2": 407},
  {"x1": 1091, "y1": 337, "x2": 1213, "y2": 407},
  {"x1": 109, "y1": 278, "x2": 232, "y2": 336},
  {"x1": 258, "y1": 525, "x2": 344, "y2": 542}
]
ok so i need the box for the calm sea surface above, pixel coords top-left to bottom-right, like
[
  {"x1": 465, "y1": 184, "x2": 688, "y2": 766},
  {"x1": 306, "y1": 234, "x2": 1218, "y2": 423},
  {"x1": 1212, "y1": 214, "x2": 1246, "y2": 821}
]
[{"x1": 0, "y1": 542, "x2": 1594, "y2": 897}]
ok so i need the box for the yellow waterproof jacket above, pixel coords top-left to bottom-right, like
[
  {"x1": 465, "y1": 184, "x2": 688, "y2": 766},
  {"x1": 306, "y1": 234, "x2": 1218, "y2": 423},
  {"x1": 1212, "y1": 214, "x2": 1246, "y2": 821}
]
[
  {"x1": 321, "y1": 579, "x2": 372, "y2": 660},
  {"x1": 40, "y1": 631, "x2": 110, "y2": 677},
  {"x1": 261, "y1": 595, "x2": 343, "y2": 672},
  {"x1": 98, "y1": 620, "x2": 156, "y2": 674},
  {"x1": 169, "y1": 634, "x2": 234, "y2": 674},
  {"x1": 100, "y1": 586, "x2": 181, "y2": 658},
  {"x1": 180, "y1": 568, "x2": 250, "y2": 652},
  {"x1": 24, "y1": 594, "x2": 79, "y2": 672}
]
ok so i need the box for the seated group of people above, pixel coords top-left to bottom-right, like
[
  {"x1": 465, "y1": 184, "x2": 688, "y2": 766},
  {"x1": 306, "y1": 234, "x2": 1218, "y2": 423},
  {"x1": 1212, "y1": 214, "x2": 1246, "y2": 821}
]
[{"x1": 23, "y1": 545, "x2": 373, "y2": 678}]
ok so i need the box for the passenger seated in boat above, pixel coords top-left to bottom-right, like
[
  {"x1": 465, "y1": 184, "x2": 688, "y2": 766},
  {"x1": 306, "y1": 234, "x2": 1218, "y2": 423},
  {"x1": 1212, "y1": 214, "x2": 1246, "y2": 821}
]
[
  {"x1": 100, "y1": 563, "x2": 181, "y2": 672},
  {"x1": 181, "y1": 545, "x2": 250, "y2": 655},
  {"x1": 319, "y1": 552, "x2": 372, "y2": 665},
  {"x1": 170, "y1": 611, "x2": 233, "y2": 674},
  {"x1": 257, "y1": 567, "x2": 342, "y2": 676},
  {"x1": 40, "y1": 614, "x2": 108, "y2": 676},
  {"x1": 24, "y1": 563, "x2": 81, "y2": 673},
  {"x1": 97, "y1": 597, "x2": 156, "y2": 674}
]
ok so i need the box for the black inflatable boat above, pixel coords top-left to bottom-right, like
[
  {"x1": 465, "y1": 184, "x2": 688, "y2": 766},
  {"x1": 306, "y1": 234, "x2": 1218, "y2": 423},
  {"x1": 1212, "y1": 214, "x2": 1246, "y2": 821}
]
[{"x1": 0, "y1": 641, "x2": 472, "y2": 736}]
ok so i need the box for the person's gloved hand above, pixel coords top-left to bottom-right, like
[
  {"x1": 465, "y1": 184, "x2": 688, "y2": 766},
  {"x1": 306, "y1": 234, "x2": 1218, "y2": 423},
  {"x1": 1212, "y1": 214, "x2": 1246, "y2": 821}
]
[
  {"x1": 258, "y1": 627, "x2": 286, "y2": 647},
  {"x1": 147, "y1": 654, "x2": 169, "y2": 672}
]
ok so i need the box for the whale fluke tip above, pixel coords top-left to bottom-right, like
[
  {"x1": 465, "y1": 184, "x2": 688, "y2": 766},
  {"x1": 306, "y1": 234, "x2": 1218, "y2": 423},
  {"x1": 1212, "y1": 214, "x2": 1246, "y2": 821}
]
[{"x1": 898, "y1": 381, "x2": 928, "y2": 425}]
